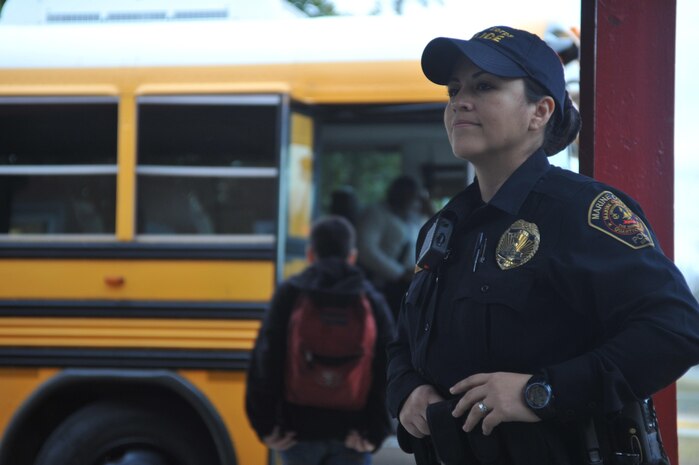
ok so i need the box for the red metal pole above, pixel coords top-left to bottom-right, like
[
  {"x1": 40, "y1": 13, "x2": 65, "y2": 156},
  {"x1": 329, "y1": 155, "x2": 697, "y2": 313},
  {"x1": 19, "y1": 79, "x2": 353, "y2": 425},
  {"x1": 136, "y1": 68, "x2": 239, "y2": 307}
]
[{"x1": 580, "y1": 0, "x2": 678, "y2": 463}]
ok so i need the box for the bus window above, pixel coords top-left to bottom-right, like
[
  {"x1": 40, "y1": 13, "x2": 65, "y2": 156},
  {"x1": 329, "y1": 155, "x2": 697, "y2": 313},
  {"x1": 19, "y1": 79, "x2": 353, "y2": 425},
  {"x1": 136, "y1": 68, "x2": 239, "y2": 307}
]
[
  {"x1": 135, "y1": 95, "x2": 279, "y2": 239},
  {"x1": 316, "y1": 103, "x2": 466, "y2": 215},
  {"x1": 0, "y1": 97, "x2": 118, "y2": 236},
  {"x1": 319, "y1": 148, "x2": 402, "y2": 211},
  {"x1": 136, "y1": 176, "x2": 276, "y2": 235}
]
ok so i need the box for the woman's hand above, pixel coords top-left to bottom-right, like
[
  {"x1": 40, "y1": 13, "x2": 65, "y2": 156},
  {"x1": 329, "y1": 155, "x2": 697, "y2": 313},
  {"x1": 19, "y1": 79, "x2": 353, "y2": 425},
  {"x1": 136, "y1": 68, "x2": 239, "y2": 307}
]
[
  {"x1": 262, "y1": 426, "x2": 297, "y2": 451},
  {"x1": 449, "y1": 372, "x2": 540, "y2": 435},
  {"x1": 344, "y1": 429, "x2": 375, "y2": 452},
  {"x1": 398, "y1": 384, "x2": 445, "y2": 438}
]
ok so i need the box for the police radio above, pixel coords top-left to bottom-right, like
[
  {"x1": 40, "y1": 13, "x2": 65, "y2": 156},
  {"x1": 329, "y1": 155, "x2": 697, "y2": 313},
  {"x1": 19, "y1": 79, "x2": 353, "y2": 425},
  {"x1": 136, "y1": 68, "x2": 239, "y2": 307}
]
[
  {"x1": 416, "y1": 212, "x2": 456, "y2": 272},
  {"x1": 611, "y1": 398, "x2": 670, "y2": 465}
]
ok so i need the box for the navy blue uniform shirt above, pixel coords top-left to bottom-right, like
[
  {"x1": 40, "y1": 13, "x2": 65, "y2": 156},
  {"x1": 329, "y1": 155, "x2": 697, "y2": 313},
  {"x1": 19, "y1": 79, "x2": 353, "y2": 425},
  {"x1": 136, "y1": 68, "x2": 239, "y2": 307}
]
[{"x1": 386, "y1": 148, "x2": 699, "y2": 421}]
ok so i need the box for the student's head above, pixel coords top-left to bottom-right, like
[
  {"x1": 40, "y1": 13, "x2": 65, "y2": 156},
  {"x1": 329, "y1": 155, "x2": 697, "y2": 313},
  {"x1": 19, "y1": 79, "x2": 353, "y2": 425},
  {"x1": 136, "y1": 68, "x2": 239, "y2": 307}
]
[
  {"x1": 421, "y1": 25, "x2": 581, "y2": 158},
  {"x1": 308, "y1": 215, "x2": 357, "y2": 263},
  {"x1": 386, "y1": 176, "x2": 422, "y2": 218}
]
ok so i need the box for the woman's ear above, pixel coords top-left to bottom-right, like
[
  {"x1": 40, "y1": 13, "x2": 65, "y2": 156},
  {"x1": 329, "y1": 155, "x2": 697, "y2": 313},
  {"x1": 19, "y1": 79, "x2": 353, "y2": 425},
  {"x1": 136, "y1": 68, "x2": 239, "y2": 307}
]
[
  {"x1": 347, "y1": 248, "x2": 358, "y2": 266},
  {"x1": 306, "y1": 245, "x2": 315, "y2": 264},
  {"x1": 530, "y1": 96, "x2": 555, "y2": 131}
]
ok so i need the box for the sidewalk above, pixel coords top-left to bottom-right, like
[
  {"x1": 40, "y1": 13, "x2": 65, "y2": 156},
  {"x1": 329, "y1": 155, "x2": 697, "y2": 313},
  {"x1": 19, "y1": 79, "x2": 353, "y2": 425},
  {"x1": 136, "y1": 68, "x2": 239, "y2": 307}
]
[{"x1": 373, "y1": 436, "x2": 412, "y2": 465}]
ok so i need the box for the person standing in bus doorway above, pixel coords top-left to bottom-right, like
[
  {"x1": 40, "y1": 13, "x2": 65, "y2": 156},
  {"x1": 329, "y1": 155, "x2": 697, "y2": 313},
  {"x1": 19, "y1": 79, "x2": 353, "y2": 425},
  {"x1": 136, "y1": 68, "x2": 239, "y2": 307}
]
[
  {"x1": 356, "y1": 176, "x2": 431, "y2": 319},
  {"x1": 329, "y1": 185, "x2": 361, "y2": 228},
  {"x1": 387, "y1": 25, "x2": 699, "y2": 464},
  {"x1": 246, "y1": 216, "x2": 395, "y2": 465}
]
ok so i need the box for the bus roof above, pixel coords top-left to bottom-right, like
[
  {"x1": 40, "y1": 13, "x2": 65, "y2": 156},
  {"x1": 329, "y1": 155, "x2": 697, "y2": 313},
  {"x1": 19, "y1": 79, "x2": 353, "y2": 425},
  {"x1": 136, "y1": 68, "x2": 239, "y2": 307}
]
[
  {"x1": 0, "y1": 0, "x2": 305, "y2": 24},
  {"x1": 0, "y1": 15, "x2": 572, "y2": 69}
]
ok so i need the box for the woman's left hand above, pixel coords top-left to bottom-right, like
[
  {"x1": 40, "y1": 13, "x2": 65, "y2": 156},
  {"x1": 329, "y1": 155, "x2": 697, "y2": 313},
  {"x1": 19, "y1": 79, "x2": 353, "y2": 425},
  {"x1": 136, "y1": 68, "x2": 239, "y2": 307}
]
[{"x1": 449, "y1": 372, "x2": 540, "y2": 435}]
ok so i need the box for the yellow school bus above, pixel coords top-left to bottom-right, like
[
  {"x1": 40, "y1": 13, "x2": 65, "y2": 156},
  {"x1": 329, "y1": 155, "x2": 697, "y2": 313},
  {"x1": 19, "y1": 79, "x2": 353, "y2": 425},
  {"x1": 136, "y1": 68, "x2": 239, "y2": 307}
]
[{"x1": 0, "y1": 9, "x2": 577, "y2": 465}]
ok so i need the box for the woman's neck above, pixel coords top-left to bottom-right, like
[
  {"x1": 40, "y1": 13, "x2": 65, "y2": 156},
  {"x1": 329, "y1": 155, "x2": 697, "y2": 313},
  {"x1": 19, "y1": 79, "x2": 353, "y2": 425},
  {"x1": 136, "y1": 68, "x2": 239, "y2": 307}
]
[
  {"x1": 476, "y1": 170, "x2": 512, "y2": 203},
  {"x1": 473, "y1": 144, "x2": 539, "y2": 203}
]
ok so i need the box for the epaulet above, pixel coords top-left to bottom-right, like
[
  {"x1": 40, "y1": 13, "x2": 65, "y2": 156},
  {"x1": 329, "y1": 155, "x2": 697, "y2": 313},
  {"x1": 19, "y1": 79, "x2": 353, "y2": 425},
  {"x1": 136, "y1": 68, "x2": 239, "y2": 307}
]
[{"x1": 534, "y1": 166, "x2": 595, "y2": 201}]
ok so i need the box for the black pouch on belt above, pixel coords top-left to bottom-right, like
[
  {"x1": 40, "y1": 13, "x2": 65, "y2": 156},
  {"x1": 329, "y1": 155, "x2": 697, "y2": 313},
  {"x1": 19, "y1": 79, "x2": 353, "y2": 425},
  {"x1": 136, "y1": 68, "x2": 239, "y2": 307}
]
[
  {"x1": 396, "y1": 422, "x2": 440, "y2": 465},
  {"x1": 426, "y1": 398, "x2": 504, "y2": 465}
]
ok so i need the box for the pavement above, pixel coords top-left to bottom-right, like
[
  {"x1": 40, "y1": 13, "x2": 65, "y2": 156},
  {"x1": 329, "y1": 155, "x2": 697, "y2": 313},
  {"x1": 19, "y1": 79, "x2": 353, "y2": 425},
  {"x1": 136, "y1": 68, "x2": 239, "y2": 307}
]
[{"x1": 373, "y1": 436, "x2": 413, "y2": 465}]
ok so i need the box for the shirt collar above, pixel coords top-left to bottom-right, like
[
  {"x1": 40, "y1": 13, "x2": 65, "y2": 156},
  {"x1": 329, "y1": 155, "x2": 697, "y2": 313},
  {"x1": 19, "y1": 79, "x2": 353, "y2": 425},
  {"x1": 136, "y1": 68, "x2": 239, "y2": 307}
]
[{"x1": 487, "y1": 148, "x2": 551, "y2": 216}]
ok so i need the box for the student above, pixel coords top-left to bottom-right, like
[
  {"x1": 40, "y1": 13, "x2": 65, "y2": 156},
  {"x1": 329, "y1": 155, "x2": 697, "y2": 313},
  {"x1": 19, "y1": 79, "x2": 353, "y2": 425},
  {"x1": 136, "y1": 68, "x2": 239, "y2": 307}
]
[
  {"x1": 246, "y1": 215, "x2": 395, "y2": 465},
  {"x1": 357, "y1": 176, "x2": 428, "y2": 318},
  {"x1": 387, "y1": 25, "x2": 699, "y2": 464}
]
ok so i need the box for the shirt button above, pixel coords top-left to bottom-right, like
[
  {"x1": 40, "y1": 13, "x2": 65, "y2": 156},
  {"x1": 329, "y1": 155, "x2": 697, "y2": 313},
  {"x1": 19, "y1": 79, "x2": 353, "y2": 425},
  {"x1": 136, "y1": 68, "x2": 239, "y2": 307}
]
[
  {"x1": 480, "y1": 284, "x2": 490, "y2": 293},
  {"x1": 424, "y1": 323, "x2": 430, "y2": 331}
]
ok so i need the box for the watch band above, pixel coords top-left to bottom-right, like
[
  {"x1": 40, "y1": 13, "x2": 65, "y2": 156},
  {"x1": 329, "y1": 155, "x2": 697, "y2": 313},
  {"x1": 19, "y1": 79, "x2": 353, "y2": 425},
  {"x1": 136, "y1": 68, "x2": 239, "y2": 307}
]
[{"x1": 524, "y1": 374, "x2": 557, "y2": 420}]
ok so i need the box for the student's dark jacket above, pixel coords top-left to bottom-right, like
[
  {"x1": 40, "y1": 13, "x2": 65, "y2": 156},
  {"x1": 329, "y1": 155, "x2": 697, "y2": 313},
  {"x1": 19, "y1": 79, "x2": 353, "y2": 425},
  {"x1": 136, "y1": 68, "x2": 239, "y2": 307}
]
[{"x1": 245, "y1": 257, "x2": 395, "y2": 450}]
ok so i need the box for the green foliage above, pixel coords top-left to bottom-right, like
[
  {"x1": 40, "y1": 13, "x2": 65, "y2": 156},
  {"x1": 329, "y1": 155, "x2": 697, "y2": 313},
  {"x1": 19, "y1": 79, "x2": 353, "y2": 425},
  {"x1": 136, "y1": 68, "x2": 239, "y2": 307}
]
[
  {"x1": 393, "y1": 0, "x2": 443, "y2": 14},
  {"x1": 287, "y1": 0, "x2": 442, "y2": 16},
  {"x1": 287, "y1": 0, "x2": 339, "y2": 17},
  {"x1": 319, "y1": 149, "x2": 402, "y2": 213}
]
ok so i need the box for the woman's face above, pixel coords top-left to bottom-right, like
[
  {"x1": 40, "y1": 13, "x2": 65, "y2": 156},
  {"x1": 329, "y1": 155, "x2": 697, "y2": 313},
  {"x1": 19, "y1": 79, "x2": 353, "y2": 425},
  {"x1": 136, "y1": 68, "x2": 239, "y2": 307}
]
[{"x1": 444, "y1": 56, "x2": 539, "y2": 164}]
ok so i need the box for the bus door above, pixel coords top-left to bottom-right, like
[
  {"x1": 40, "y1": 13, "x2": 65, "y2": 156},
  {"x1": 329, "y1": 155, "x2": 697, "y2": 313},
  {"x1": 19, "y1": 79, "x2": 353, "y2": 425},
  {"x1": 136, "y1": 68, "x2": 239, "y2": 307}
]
[
  {"x1": 279, "y1": 109, "x2": 315, "y2": 280},
  {"x1": 314, "y1": 103, "x2": 471, "y2": 219}
]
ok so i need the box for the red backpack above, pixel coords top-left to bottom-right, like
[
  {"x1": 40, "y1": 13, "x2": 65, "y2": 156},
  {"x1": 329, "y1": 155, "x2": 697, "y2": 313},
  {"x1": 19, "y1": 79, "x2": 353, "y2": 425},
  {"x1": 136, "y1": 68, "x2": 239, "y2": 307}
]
[{"x1": 284, "y1": 291, "x2": 377, "y2": 411}]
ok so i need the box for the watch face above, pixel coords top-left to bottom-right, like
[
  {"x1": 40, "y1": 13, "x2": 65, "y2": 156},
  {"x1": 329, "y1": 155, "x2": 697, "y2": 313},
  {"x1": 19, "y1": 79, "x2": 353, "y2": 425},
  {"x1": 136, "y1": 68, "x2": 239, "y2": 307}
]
[{"x1": 526, "y1": 382, "x2": 552, "y2": 409}]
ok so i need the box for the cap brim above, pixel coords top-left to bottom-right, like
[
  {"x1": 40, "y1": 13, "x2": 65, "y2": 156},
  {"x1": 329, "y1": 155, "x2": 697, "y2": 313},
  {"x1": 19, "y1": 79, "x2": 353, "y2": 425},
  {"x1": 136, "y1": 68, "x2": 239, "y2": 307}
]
[{"x1": 421, "y1": 37, "x2": 528, "y2": 85}]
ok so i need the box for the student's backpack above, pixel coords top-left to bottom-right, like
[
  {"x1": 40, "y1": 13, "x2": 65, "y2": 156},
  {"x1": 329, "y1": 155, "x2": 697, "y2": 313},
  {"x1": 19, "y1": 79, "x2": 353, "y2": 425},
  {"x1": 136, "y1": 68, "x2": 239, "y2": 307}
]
[{"x1": 284, "y1": 291, "x2": 377, "y2": 411}]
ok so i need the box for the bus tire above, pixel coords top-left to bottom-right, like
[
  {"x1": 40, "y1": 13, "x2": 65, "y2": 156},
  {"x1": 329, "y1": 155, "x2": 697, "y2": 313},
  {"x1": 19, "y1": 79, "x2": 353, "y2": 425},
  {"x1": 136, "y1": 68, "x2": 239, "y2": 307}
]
[{"x1": 34, "y1": 400, "x2": 218, "y2": 465}]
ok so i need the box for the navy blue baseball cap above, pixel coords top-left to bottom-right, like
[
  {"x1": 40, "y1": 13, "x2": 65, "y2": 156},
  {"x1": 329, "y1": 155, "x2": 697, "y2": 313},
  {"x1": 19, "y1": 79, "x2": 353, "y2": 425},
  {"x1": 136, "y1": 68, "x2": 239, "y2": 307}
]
[{"x1": 421, "y1": 25, "x2": 566, "y2": 121}]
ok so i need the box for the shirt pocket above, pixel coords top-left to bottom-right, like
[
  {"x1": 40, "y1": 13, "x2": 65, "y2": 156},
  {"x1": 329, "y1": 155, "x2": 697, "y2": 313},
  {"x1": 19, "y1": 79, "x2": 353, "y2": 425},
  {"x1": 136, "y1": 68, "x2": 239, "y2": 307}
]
[
  {"x1": 453, "y1": 267, "x2": 535, "y2": 312},
  {"x1": 451, "y1": 267, "x2": 540, "y2": 369}
]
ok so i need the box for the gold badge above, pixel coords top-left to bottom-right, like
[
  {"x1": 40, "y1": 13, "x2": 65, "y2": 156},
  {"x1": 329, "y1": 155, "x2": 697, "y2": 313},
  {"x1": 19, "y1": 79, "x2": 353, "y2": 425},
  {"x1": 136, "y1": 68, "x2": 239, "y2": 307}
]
[{"x1": 496, "y1": 220, "x2": 540, "y2": 270}]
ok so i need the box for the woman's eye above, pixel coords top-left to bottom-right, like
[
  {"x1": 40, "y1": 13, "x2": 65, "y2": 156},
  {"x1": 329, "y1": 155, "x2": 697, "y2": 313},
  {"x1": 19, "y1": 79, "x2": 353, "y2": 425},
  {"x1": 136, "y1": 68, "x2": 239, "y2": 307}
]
[
  {"x1": 475, "y1": 82, "x2": 494, "y2": 91},
  {"x1": 447, "y1": 87, "x2": 459, "y2": 97}
]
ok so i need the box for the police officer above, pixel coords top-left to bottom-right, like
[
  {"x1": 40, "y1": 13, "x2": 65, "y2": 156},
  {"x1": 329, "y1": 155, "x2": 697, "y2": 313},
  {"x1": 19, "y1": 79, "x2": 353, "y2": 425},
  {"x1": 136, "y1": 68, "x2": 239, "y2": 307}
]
[{"x1": 386, "y1": 25, "x2": 699, "y2": 464}]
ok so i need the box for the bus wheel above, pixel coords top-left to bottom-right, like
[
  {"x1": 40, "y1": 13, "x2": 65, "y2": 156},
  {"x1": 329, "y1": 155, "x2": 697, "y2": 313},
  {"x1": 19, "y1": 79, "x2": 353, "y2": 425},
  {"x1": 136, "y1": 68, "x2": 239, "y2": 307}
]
[{"x1": 34, "y1": 400, "x2": 218, "y2": 465}]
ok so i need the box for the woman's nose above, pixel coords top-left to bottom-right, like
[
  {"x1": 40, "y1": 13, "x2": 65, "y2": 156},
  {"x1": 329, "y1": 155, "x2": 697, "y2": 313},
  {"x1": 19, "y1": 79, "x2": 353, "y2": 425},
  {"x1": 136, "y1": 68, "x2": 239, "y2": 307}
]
[
  {"x1": 452, "y1": 100, "x2": 473, "y2": 112},
  {"x1": 451, "y1": 91, "x2": 473, "y2": 111}
]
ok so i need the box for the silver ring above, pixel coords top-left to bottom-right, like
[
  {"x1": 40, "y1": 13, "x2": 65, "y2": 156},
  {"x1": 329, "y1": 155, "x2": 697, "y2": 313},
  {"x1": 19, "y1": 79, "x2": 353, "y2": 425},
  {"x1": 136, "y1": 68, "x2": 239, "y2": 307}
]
[{"x1": 477, "y1": 401, "x2": 490, "y2": 414}]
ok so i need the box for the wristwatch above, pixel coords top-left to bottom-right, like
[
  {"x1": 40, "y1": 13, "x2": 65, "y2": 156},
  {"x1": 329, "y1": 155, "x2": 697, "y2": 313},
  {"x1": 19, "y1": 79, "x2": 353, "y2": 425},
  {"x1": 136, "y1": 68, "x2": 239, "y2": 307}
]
[{"x1": 524, "y1": 374, "x2": 556, "y2": 420}]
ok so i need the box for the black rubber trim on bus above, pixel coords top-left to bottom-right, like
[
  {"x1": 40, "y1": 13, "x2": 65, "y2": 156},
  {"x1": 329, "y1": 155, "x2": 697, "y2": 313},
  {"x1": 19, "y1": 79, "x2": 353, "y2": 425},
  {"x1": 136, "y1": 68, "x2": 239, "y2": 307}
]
[
  {"x1": 0, "y1": 299, "x2": 268, "y2": 319},
  {"x1": 0, "y1": 241, "x2": 274, "y2": 260},
  {"x1": 0, "y1": 347, "x2": 251, "y2": 370},
  {"x1": 0, "y1": 369, "x2": 238, "y2": 465}
]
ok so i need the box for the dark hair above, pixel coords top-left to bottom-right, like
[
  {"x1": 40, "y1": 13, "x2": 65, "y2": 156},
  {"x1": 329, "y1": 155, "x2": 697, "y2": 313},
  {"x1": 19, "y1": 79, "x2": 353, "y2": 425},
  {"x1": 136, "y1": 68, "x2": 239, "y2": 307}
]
[
  {"x1": 524, "y1": 78, "x2": 581, "y2": 156},
  {"x1": 310, "y1": 215, "x2": 356, "y2": 259},
  {"x1": 386, "y1": 176, "x2": 420, "y2": 211},
  {"x1": 329, "y1": 186, "x2": 360, "y2": 225}
]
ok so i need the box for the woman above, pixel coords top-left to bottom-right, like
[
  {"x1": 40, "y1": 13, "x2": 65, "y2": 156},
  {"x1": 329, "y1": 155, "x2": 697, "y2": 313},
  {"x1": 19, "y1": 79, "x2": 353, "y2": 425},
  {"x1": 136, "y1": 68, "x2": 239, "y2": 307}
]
[{"x1": 386, "y1": 25, "x2": 699, "y2": 464}]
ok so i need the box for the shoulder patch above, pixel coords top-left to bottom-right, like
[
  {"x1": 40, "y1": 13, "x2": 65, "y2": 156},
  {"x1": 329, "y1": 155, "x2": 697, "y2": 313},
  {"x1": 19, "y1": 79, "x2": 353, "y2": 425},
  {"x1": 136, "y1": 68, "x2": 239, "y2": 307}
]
[{"x1": 587, "y1": 191, "x2": 654, "y2": 249}]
